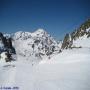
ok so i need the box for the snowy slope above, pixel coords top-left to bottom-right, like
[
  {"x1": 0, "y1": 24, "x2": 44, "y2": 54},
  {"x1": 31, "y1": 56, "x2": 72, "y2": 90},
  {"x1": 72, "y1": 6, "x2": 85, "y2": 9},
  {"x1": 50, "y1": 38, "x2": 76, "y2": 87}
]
[
  {"x1": 0, "y1": 48, "x2": 90, "y2": 90},
  {"x1": 72, "y1": 35, "x2": 90, "y2": 48},
  {"x1": 72, "y1": 27, "x2": 90, "y2": 48}
]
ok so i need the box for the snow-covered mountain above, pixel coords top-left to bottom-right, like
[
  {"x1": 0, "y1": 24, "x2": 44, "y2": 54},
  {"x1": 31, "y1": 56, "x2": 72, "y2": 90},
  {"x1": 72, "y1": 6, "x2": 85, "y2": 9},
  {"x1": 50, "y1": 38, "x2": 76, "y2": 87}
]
[
  {"x1": 0, "y1": 19, "x2": 90, "y2": 62},
  {"x1": 61, "y1": 19, "x2": 90, "y2": 49},
  {"x1": 13, "y1": 29, "x2": 60, "y2": 61}
]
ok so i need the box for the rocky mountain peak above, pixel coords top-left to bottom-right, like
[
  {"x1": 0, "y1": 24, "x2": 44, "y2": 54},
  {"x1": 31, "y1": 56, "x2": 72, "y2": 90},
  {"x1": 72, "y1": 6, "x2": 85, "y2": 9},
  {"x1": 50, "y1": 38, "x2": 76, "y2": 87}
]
[
  {"x1": 61, "y1": 19, "x2": 90, "y2": 49},
  {"x1": 12, "y1": 28, "x2": 59, "y2": 60}
]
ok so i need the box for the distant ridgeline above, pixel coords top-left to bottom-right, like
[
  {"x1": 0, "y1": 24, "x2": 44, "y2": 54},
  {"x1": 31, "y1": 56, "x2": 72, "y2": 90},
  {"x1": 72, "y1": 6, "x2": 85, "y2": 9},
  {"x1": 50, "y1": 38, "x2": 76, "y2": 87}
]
[
  {"x1": 0, "y1": 32, "x2": 16, "y2": 62},
  {"x1": 61, "y1": 19, "x2": 90, "y2": 49}
]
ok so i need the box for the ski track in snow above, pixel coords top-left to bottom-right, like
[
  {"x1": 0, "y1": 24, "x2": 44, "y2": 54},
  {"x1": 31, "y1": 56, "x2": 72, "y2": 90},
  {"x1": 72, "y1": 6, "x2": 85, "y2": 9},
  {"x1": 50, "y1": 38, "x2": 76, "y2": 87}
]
[{"x1": 0, "y1": 48, "x2": 90, "y2": 90}]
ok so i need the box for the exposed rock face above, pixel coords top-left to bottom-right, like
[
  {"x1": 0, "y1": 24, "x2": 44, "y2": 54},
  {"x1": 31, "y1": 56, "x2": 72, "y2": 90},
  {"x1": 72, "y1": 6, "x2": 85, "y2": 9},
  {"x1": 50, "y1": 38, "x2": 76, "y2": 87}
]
[
  {"x1": 0, "y1": 32, "x2": 16, "y2": 62},
  {"x1": 71, "y1": 19, "x2": 90, "y2": 40},
  {"x1": 61, "y1": 34, "x2": 72, "y2": 49},
  {"x1": 61, "y1": 19, "x2": 90, "y2": 49}
]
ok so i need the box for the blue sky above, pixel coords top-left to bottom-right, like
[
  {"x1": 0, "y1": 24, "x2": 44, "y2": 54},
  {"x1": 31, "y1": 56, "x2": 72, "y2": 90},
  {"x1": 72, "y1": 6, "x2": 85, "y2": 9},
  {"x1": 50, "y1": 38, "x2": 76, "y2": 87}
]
[{"x1": 0, "y1": 0, "x2": 90, "y2": 39}]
